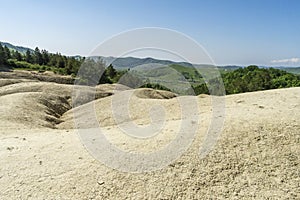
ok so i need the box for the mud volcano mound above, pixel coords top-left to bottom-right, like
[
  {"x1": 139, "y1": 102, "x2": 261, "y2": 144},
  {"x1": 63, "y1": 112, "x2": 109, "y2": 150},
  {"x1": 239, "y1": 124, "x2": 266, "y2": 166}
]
[{"x1": 0, "y1": 72, "x2": 299, "y2": 199}]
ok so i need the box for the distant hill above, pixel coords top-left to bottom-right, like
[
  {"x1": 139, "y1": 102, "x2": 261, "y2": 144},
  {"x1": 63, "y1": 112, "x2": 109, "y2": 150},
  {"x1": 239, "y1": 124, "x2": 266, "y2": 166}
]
[
  {"x1": 91, "y1": 56, "x2": 193, "y2": 69},
  {"x1": 0, "y1": 41, "x2": 34, "y2": 54},
  {"x1": 1, "y1": 41, "x2": 300, "y2": 75},
  {"x1": 275, "y1": 67, "x2": 300, "y2": 75},
  {"x1": 219, "y1": 65, "x2": 242, "y2": 71},
  {"x1": 220, "y1": 65, "x2": 300, "y2": 75}
]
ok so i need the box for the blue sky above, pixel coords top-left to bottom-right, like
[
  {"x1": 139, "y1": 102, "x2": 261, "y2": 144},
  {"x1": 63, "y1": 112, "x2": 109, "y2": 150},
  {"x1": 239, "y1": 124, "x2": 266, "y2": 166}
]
[{"x1": 1, "y1": 0, "x2": 300, "y2": 66}]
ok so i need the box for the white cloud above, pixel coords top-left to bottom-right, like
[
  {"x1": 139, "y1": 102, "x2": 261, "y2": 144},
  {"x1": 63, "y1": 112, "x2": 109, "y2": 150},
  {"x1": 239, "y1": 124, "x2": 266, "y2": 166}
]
[{"x1": 271, "y1": 58, "x2": 300, "y2": 64}]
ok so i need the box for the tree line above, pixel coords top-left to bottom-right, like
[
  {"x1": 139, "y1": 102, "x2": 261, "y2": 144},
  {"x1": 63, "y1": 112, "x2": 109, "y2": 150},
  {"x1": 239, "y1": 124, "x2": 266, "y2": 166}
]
[
  {"x1": 0, "y1": 43, "x2": 84, "y2": 75},
  {"x1": 192, "y1": 65, "x2": 300, "y2": 95},
  {"x1": 0, "y1": 43, "x2": 124, "y2": 83},
  {"x1": 1, "y1": 43, "x2": 299, "y2": 94}
]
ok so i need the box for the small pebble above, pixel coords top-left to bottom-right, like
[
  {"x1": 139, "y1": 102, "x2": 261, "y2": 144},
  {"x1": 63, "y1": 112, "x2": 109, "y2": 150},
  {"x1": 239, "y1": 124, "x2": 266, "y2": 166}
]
[
  {"x1": 97, "y1": 181, "x2": 105, "y2": 185},
  {"x1": 7, "y1": 147, "x2": 14, "y2": 151}
]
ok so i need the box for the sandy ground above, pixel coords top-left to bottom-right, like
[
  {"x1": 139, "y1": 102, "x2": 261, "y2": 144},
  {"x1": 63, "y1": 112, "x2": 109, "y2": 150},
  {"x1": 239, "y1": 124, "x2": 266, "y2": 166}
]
[{"x1": 0, "y1": 77, "x2": 299, "y2": 199}]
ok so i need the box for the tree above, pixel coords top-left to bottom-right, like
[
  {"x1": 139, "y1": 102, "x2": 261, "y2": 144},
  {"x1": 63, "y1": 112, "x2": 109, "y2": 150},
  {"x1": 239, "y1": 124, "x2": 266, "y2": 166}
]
[
  {"x1": 219, "y1": 65, "x2": 300, "y2": 94},
  {"x1": 106, "y1": 64, "x2": 117, "y2": 79},
  {"x1": 3, "y1": 46, "x2": 11, "y2": 60},
  {"x1": 182, "y1": 71, "x2": 191, "y2": 80},
  {"x1": 25, "y1": 50, "x2": 33, "y2": 63},
  {"x1": 41, "y1": 50, "x2": 49, "y2": 65},
  {"x1": 0, "y1": 44, "x2": 5, "y2": 65},
  {"x1": 57, "y1": 56, "x2": 66, "y2": 68},
  {"x1": 12, "y1": 50, "x2": 23, "y2": 61},
  {"x1": 48, "y1": 53, "x2": 59, "y2": 66},
  {"x1": 34, "y1": 47, "x2": 43, "y2": 65},
  {"x1": 192, "y1": 83, "x2": 209, "y2": 95},
  {"x1": 246, "y1": 65, "x2": 259, "y2": 71},
  {"x1": 77, "y1": 59, "x2": 111, "y2": 85},
  {"x1": 66, "y1": 58, "x2": 77, "y2": 75}
]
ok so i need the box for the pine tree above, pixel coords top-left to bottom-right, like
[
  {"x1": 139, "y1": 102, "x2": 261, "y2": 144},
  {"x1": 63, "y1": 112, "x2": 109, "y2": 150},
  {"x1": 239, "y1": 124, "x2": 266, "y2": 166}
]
[
  {"x1": 106, "y1": 64, "x2": 117, "y2": 79},
  {"x1": 41, "y1": 50, "x2": 49, "y2": 65},
  {"x1": 57, "y1": 56, "x2": 65, "y2": 68},
  {"x1": 34, "y1": 47, "x2": 43, "y2": 65},
  {"x1": 3, "y1": 46, "x2": 11, "y2": 60},
  {"x1": 25, "y1": 50, "x2": 33, "y2": 63},
  {"x1": 12, "y1": 50, "x2": 23, "y2": 61},
  {"x1": 0, "y1": 44, "x2": 5, "y2": 65}
]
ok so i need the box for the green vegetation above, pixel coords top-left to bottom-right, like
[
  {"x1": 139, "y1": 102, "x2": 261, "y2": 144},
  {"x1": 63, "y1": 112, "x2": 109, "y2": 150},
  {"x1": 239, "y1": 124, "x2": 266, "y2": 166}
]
[
  {"x1": 193, "y1": 65, "x2": 300, "y2": 95},
  {"x1": 170, "y1": 64, "x2": 203, "y2": 81},
  {"x1": 0, "y1": 43, "x2": 83, "y2": 75},
  {"x1": 140, "y1": 83, "x2": 171, "y2": 91},
  {"x1": 277, "y1": 67, "x2": 300, "y2": 75},
  {"x1": 0, "y1": 43, "x2": 299, "y2": 95},
  {"x1": 75, "y1": 59, "x2": 127, "y2": 85},
  {"x1": 0, "y1": 43, "x2": 124, "y2": 84}
]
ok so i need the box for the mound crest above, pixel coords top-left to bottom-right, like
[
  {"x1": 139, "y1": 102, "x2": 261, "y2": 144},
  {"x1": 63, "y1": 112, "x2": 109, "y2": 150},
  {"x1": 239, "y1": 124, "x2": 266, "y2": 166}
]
[{"x1": 133, "y1": 88, "x2": 177, "y2": 99}]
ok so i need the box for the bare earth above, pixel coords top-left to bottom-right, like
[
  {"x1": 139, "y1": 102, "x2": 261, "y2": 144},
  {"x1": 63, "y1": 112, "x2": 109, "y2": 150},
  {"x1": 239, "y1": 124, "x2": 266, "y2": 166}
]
[{"x1": 0, "y1": 73, "x2": 299, "y2": 199}]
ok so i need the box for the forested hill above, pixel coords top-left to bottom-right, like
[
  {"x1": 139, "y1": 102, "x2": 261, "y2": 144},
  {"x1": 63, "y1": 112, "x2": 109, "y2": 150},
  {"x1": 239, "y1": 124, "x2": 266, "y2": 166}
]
[
  {"x1": 0, "y1": 42, "x2": 84, "y2": 75},
  {"x1": 0, "y1": 42, "x2": 299, "y2": 95},
  {"x1": 193, "y1": 65, "x2": 300, "y2": 95},
  {"x1": 0, "y1": 41, "x2": 33, "y2": 54}
]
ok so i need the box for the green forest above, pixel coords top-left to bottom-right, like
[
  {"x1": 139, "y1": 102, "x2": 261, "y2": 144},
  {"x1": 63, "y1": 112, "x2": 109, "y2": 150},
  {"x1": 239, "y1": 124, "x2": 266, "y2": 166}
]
[
  {"x1": 0, "y1": 43, "x2": 299, "y2": 95},
  {"x1": 0, "y1": 44, "x2": 83, "y2": 75},
  {"x1": 0, "y1": 43, "x2": 125, "y2": 84},
  {"x1": 193, "y1": 65, "x2": 300, "y2": 95}
]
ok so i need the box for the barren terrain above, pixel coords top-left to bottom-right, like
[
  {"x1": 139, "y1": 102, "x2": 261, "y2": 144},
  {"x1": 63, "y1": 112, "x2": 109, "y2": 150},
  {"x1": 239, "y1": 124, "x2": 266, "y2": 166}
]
[{"x1": 0, "y1": 71, "x2": 299, "y2": 199}]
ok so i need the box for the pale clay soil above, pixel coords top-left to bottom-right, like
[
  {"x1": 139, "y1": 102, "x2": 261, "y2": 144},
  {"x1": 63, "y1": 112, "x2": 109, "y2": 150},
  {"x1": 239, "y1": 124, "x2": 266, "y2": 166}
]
[{"x1": 0, "y1": 73, "x2": 299, "y2": 199}]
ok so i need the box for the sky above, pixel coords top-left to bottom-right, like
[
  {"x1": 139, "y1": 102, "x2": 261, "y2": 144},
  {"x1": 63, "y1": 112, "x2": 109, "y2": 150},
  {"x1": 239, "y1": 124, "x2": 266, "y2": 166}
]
[{"x1": 1, "y1": 0, "x2": 300, "y2": 66}]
